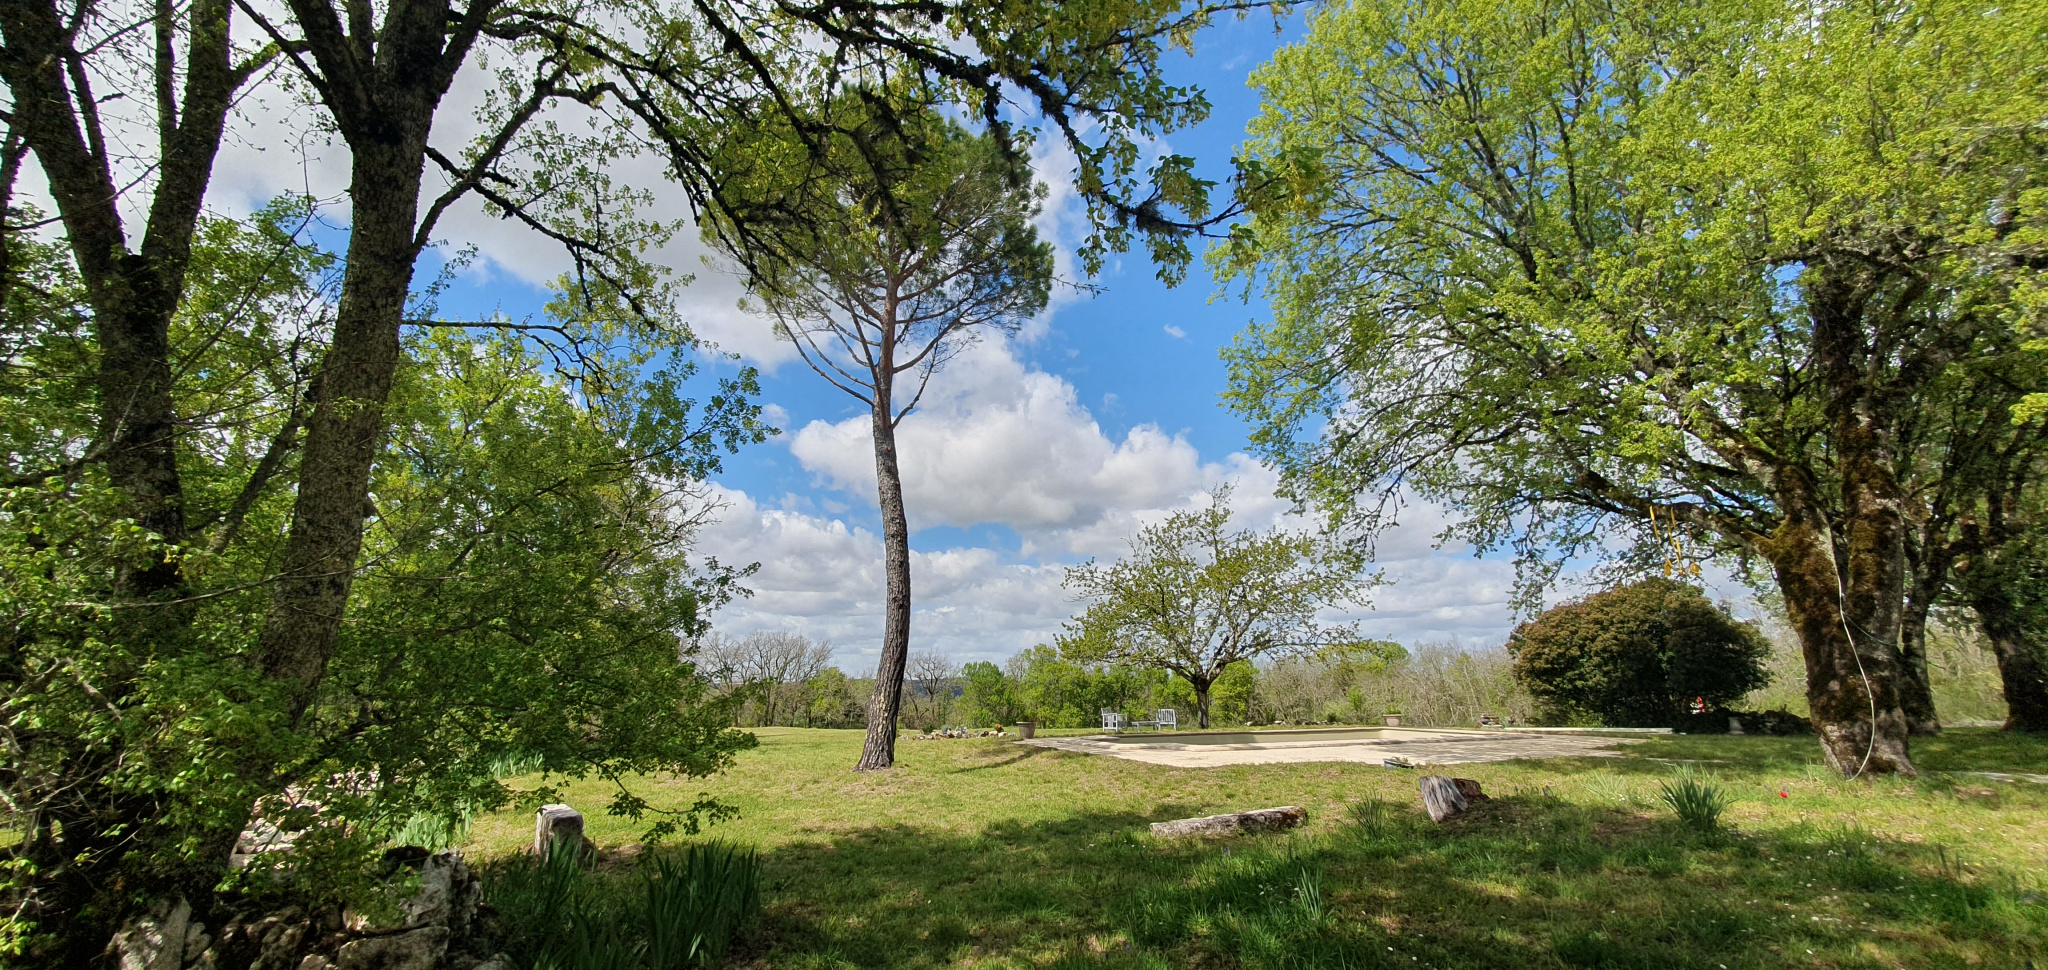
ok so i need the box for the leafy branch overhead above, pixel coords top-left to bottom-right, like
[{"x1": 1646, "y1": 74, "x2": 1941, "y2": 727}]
[{"x1": 574, "y1": 0, "x2": 1289, "y2": 283}]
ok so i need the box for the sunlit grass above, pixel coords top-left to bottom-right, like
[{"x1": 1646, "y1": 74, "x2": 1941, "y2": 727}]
[{"x1": 464, "y1": 728, "x2": 2048, "y2": 968}]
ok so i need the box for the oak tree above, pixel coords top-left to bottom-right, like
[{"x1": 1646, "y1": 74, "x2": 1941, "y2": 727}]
[{"x1": 1219, "y1": 0, "x2": 2048, "y2": 774}]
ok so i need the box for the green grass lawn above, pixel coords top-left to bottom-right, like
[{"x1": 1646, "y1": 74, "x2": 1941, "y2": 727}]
[{"x1": 465, "y1": 728, "x2": 2048, "y2": 969}]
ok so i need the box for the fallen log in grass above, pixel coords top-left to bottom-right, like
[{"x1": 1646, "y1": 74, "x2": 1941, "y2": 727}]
[{"x1": 1150, "y1": 806, "x2": 1308, "y2": 838}]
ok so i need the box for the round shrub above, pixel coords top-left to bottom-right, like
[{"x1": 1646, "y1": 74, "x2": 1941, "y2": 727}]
[{"x1": 1509, "y1": 579, "x2": 1770, "y2": 729}]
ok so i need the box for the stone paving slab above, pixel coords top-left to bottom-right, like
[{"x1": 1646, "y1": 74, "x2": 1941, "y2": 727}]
[
  {"x1": 1964, "y1": 771, "x2": 2048, "y2": 784},
  {"x1": 1019, "y1": 731, "x2": 1642, "y2": 768}
]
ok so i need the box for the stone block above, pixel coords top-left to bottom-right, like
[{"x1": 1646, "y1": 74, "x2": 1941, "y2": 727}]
[{"x1": 533, "y1": 804, "x2": 584, "y2": 857}]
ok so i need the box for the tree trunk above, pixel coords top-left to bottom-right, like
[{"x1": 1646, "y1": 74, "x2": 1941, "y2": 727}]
[
  {"x1": 1762, "y1": 503, "x2": 1916, "y2": 776},
  {"x1": 1790, "y1": 264, "x2": 1917, "y2": 775},
  {"x1": 0, "y1": 0, "x2": 242, "y2": 597},
  {"x1": 855, "y1": 391, "x2": 914, "y2": 770},
  {"x1": 253, "y1": 136, "x2": 423, "y2": 718},
  {"x1": 1191, "y1": 674, "x2": 1215, "y2": 729},
  {"x1": 1897, "y1": 544, "x2": 1945, "y2": 735},
  {"x1": 1895, "y1": 612, "x2": 1941, "y2": 735},
  {"x1": 1972, "y1": 584, "x2": 2048, "y2": 733}
]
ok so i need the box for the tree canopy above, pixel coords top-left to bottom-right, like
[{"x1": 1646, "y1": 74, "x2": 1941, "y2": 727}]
[
  {"x1": 1217, "y1": 0, "x2": 2048, "y2": 774},
  {"x1": 1059, "y1": 488, "x2": 1375, "y2": 728},
  {"x1": 0, "y1": 205, "x2": 765, "y2": 952}
]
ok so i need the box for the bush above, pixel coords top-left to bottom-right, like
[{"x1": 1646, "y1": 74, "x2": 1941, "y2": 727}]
[
  {"x1": 1737, "y1": 708, "x2": 1814, "y2": 736},
  {"x1": 1509, "y1": 579, "x2": 1770, "y2": 729}
]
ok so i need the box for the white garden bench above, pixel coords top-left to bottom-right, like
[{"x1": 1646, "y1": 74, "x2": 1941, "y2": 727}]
[{"x1": 1126, "y1": 709, "x2": 1179, "y2": 732}]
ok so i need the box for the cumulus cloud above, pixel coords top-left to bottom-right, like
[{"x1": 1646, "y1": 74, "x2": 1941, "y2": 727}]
[
  {"x1": 694, "y1": 337, "x2": 1537, "y2": 665},
  {"x1": 1163, "y1": 324, "x2": 1187, "y2": 339},
  {"x1": 697, "y1": 471, "x2": 1528, "y2": 666},
  {"x1": 784, "y1": 341, "x2": 1274, "y2": 557},
  {"x1": 695, "y1": 485, "x2": 1071, "y2": 669}
]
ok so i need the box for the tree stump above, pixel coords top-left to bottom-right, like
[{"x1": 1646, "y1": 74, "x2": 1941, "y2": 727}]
[
  {"x1": 1452, "y1": 778, "x2": 1488, "y2": 803},
  {"x1": 533, "y1": 804, "x2": 584, "y2": 857},
  {"x1": 1150, "y1": 806, "x2": 1307, "y2": 838},
  {"x1": 1420, "y1": 776, "x2": 1470, "y2": 822}
]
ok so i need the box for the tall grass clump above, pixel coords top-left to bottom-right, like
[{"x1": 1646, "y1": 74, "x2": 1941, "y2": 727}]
[
  {"x1": 491, "y1": 750, "x2": 547, "y2": 777},
  {"x1": 386, "y1": 811, "x2": 475, "y2": 851},
  {"x1": 642, "y1": 844, "x2": 761, "y2": 969},
  {"x1": 483, "y1": 840, "x2": 590, "y2": 968},
  {"x1": 480, "y1": 840, "x2": 761, "y2": 970},
  {"x1": 380, "y1": 752, "x2": 544, "y2": 852},
  {"x1": 1290, "y1": 867, "x2": 1325, "y2": 926},
  {"x1": 1660, "y1": 769, "x2": 1731, "y2": 833},
  {"x1": 1345, "y1": 798, "x2": 1397, "y2": 839}
]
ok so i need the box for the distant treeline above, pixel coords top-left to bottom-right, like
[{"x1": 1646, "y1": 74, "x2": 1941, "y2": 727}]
[
  {"x1": 700, "y1": 613, "x2": 2015, "y2": 736},
  {"x1": 694, "y1": 616, "x2": 2017, "y2": 733},
  {"x1": 692, "y1": 632, "x2": 1533, "y2": 730}
]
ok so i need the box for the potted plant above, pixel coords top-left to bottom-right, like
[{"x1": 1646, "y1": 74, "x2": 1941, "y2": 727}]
[
  {"x1": 1016, "y1": 721, "x2": 1037, "y2": 739},
  {"x1": 1383, "y1": 709, "x2": 1405, "y2": 727}
]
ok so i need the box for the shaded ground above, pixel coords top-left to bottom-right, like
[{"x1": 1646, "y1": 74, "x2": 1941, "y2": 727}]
[{"x1": 467, "y1": 728, "x2": 2048, "y2": 969}]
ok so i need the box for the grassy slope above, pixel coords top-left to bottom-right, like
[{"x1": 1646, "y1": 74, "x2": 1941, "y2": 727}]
[{"x1": 466, "y1": 728, "x2": 2048, "y2": 970}]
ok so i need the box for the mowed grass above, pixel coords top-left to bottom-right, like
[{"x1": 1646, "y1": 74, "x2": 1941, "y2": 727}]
[{"x1": 464, "y1": 728, "x2": 2048, "y2": 969}]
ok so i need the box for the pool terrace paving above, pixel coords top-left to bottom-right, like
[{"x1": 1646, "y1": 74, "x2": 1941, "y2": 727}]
[{"x1": 1020, "y1": 726, "x2": 1645, "y2": 767}]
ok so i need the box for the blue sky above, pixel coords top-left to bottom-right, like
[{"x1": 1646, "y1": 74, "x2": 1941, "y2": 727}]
[{"x1": 202, "y1": 10, "x2": 1541, "y2": 673}]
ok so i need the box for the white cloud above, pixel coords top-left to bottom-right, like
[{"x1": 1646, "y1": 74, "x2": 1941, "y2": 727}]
[
  {"x1": 697, "y1": 471, "x2": 1531, "y2": 666},
  {"x1": 696, "y1": 485, "x2": 1071, "y2": 669},
  {"x1": 785, "y1": 341, "x2": 1261, "y2": 557},
  {"x1": 1163, "y1": 324, "x2": 1187, "y2": 339},
  {"x1": 196, "y1": 49, "x2": 802, "y2": 370},
  {"x1": 693, "y1": 338, "x2": 1537, "y2": 665}
]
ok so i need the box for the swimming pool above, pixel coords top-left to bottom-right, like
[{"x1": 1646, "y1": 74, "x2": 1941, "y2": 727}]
[{"x1": 1094, "y1": 726, "x2": 1474, "y2": 746}]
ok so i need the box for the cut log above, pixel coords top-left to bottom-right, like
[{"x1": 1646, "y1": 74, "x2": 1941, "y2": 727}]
[
  {"x1": 1420, "y1": 775, "x2": 1470, "y2": 823},
  {"x1": 1452, "y1": 778, "x2": 1488, "y2": 803},
  {"x1": 1150, "y1": 806, "x2": 1307, "y2": 838}
]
